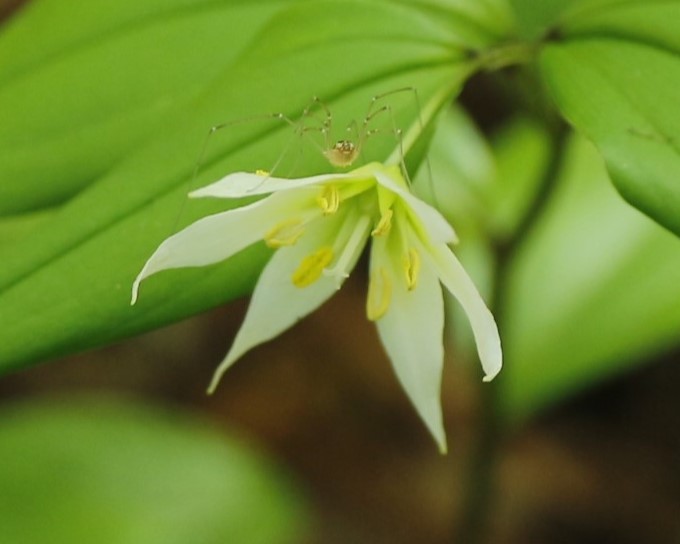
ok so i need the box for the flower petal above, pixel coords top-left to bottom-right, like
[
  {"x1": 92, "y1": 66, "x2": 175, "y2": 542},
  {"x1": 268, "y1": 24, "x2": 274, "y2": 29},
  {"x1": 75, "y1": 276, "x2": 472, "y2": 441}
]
[
  {"x1": 370, "y1": 235, "x2": 447, "y2": 453},
  {"x1": 191, "y1": 171, "x2": 356, "y2": 199},
  {"x1": 430, "y1": 244, "x2": 502, "y2": 382},
  {"x1": 207, "y1": 210, "x2": 359, "y2": 392},
  {"x1": 373, "y1": 166, "x2": 457, "y2": 244},
  {"x1": 131, "y1": 188, "x2": 315, "y2": 304}
]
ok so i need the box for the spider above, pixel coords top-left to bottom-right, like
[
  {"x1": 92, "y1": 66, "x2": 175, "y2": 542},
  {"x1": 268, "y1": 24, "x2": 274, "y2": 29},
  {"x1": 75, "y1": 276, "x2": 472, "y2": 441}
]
[
  {"x1": 198, "y1": 87, "x2": 420, "y2": 179},
  {"x1": 292, "y1": 87, "x2": 420, "y2": 170}
]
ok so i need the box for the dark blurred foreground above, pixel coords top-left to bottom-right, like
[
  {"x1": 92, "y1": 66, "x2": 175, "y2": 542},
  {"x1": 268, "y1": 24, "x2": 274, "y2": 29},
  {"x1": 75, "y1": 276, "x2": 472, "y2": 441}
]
[{"x1": 1, "y1": 274, "x2": 678, "y2": 544}]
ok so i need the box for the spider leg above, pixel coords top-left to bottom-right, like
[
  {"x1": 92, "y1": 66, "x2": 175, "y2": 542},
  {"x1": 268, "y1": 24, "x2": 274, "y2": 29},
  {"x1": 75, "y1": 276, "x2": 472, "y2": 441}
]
[
  {"x1": 165, "y1": 112, "x2": 301, "y2": 235},
  {"x1": 362, "y1": 87, "x2": 436, "y2": 196}
]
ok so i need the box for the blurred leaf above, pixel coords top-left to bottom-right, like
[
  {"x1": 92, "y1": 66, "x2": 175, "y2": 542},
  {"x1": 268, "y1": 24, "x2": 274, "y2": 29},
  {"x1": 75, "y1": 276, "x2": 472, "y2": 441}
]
[
  {"x1": 393, "y1": 0, "x2": 514, "y2": 45},
  {"x1": 508, "y1": 0, "x2": 572, "y2": 38},
  {"x1": 0, "y1": 396, "x2": 306, "y2": 544},
  {"x1": 414, "y1": 105, "x2": 496, "y2": 233},
  {"x1": 0, "y1": 0, "x2": 296, "y2": 214},
  {"x1": 541, "y1": 2, "x2": 680, "y2": 236},
  {"x1": 488, "y1": 117, "x2": 552, "y2": 239},
  {"x1": 0, "y1": 208, "x2": 55, "y2": 248},
  {"x1": 501, "y1": 132, "x2": 680, "y2": 420},
  {"x1": 0, "y1": 0, "x2": 286, "y2": 81},
  {"x1": 507, "y1": 0, "x2": 652, "y2": 38},
  {"x1": 0, "y1": 0, "x2": 505, "y2": 373}
]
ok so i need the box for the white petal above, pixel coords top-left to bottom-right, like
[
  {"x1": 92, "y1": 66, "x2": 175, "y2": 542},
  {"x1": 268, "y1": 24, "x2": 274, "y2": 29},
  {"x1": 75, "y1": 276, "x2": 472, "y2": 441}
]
[
  {"x1": 131, "y1": 188, "x2": 315, "y2": 304},
  {"x1": 190, "y1": 171, "x2": 356, "y2": 199},
  {"x1": 370, "y1": 235, "x2": 447, "y2": 453},
  {"x1": 373, "y1": 167, "x2": 457, "y2": 244},
  {"x1": 430, "y1": 245, "x2": 502, "y2": 381},
  {"x1": 207, "y1": 211, "x2": 357, "y2": 392}
]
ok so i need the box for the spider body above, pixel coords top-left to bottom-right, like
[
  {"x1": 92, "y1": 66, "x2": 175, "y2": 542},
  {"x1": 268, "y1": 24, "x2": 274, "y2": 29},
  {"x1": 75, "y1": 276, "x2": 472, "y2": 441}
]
[{"x1": 323, "y1": 139, "x2": 359, "y2": 167}]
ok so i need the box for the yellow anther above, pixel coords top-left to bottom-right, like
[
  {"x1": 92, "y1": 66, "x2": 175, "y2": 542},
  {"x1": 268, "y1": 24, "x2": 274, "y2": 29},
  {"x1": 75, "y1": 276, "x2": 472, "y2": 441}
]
[
  {"x1": 366, "y1": 267, "x2": 392, "y2": 321},
  {"x1": 264, "y1": 218, "x2": 304, "y2": 248},
  {"x1": 403, "y1": 248, "x2": 420, "y2": 291},
  {"x1": 371, "y1": 209, "x2": 393, "y2": 237},
  {"x1": 255, "y1": 169, "x2": 270, "y2": 177},
  {"x1": 292, "y1": 246, "x2": 334, "y2": 287},
  {"x1": 317, "y1": 185, "x2": 340, "y2": 215}
]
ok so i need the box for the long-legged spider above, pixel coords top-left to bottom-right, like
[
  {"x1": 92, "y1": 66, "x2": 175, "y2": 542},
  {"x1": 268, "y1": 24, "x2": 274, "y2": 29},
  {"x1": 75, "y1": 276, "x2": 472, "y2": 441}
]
[
  {"x1": 196, "y1": 86, "x2": 423, "y2": 182},
  {"x1": 289, "y1": 86, "x2": 423, "y2": 171}
]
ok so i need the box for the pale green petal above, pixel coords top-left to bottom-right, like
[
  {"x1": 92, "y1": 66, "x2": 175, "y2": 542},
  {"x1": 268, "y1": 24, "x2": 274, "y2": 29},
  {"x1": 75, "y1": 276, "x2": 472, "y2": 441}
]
[
  {"x1": 370, "y1": 235, "x2": 447, "y2": 453},
  {"x1": 207, "y1": 211, "x2": 355, "y2": 393},
  {"x1": 430, "y1": 245, "x2": 502, "y2": 382},
  {"x1": 131, "y1": 188, "x2": 315, "y2": 304},
  {"x1": 373, "y1": 167, "x2": 457, "y2": 244},
  {"x1": 190, "y1": 171, "x2": 356, "y2": 199}
]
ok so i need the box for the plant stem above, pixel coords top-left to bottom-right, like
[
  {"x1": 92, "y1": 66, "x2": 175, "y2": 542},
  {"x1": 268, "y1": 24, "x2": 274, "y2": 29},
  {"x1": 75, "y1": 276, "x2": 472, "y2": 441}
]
[{"x1": 454, "y1": 116, "x2": 569, "y2": 544}]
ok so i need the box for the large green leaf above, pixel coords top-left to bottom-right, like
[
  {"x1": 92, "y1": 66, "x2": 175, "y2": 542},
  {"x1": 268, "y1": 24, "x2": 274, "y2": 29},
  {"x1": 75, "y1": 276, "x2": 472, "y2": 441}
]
[
  {"x1": 0, "y1": 0, "x2": 296, "y2": 214},
  {"x1": 508, "y1": 0, "x2": 573, "y2": 38},
  {"x1": 507, "y1": 0, "x2": 652, "y2": 38},
  {"x1": 541, "y1": 2, "x2": 680, "y2": 236},
  {"x1": 394, "y1": 0, "x2": 514, "y2": 44},
  {"x1": 0, "y1": 0, "x2": 504, "y2": 373},
  {"x1": 0, "y1": 397, "x2": 306, "y2": 544},
  {"x1": 500, "y1": 133, "x2": 680, "y2": 420}
]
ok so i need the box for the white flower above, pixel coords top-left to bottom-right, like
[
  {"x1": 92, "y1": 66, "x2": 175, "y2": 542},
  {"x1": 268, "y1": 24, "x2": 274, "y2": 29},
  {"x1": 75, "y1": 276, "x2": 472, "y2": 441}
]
[{"x1": 132, "y1": 162, "x2": 501, "y2": 452}]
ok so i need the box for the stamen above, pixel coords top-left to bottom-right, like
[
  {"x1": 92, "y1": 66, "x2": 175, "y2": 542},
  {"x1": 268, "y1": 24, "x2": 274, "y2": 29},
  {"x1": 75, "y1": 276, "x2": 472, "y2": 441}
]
[
  {"x1": 317, "y1": 184, "x2": 340, "y2": 215},
  {"x1": 292, "y1": 246, "x2": 334, "y2": 287},
  {"x1": 255, "y1": 169, "x2": 270, "y2": 176},
  {"x1": 371, "y1": 208, "x2": 393, "y2": 237},
  {"x1": 366, "y1": 267, "x2": 392, "y2": 321},
  {"x1": 323, "y1": 215, "x2": 371, "y2": 288},
  {"x1": 264, "y1": 218, "x2": 304, "y2": 248},
  {"x1": 403, "y1": 248, "x2": 421, "y2": 290}
]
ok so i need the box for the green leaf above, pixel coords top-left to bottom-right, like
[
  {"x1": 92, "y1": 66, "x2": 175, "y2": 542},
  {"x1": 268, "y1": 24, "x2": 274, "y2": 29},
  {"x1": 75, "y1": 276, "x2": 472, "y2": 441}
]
[
  {"x1": 0, "y1": 0, "x2": 494, "y2": 373},
  {"x1": 508, "y1": 0, "x2": 573, "y2": 38},
  {"x1": 393, "y1": 0, "x2": 515, "y2": 45},
  {"x1": 413, "y1": 105, "x2": 497, "y2": 233},
  {"x1": 541, "y1": 2, "x2": 680, "y2": 236},
  {"x1": 0, "y1": 0, "x2": 295, "y2": 214},
  {"x1": 0, "y1": 396, "x2": 306, "y2": 544},
  {"x1": 507, "y1": 0, "x2": 651, "y2": 39},
  {"x1": 501, "y1": 133, "x2": 680, "y2": 421}
]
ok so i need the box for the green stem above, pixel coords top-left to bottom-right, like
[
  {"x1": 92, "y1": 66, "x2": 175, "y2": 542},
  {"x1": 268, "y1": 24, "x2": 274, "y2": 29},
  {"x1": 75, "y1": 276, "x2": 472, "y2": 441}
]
[
  {"x1": 475, "y1": 42, "x2": 537, "y2": 72},
  {"x1": 454, "y1": 117, "x2": 569, "y2": 544}
]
